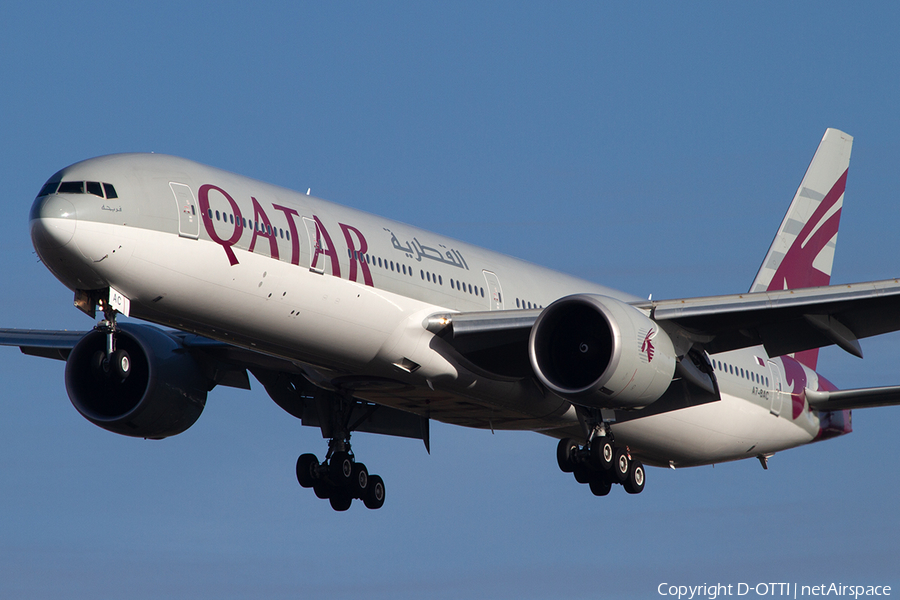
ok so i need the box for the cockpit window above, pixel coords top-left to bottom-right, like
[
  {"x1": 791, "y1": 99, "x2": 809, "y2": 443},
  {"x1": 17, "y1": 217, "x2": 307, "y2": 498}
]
[
  {"x1": 58, "y1": 181, "x2": 85, "y2": 194},
  {"x1": 37, "y1": 181, "x2": 60, "y2": 197},
  {"x1": 54, "y1": 180, "x2": 119, "y2": 199},
  {"x1": 86, "y1": 181, "x2": 103, "y2": 197}
]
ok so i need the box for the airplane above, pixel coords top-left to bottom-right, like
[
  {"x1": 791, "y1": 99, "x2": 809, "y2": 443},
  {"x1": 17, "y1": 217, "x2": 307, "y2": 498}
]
[{"x1": 5, "y1": 128, "x2": 900, "y2": 511}]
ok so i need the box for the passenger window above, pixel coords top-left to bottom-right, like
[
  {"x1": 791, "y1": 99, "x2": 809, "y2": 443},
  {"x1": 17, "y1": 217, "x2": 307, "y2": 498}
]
[
  {"x1": 58, "y1": 181, "x2": 84, "y2": 194},
  {"x1": 103, "y1": 183, "x2": 118, "y2": 199},
  {"x1": 86, "y1": 181, "x2": 103, "y2": 197}
]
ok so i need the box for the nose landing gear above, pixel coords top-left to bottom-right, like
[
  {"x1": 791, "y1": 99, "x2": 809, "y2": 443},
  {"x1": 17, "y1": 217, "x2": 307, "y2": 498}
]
[{"x1": 90, "y1": 297, "x2": 131, "y2": 382}]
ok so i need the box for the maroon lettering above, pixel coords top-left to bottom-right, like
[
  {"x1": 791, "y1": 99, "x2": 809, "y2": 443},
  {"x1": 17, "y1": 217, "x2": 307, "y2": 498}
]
[
  {"x1": 198, "y1": 184, "x2": 243, "y2": 266},
  {"x1": 312, "y1": 215, "x2": 341, "y2": 278},
  {"x1": 248, "y1": 197, "x2": 279, "y2": 260},
  {"x1": 272, "y1": 204, "x2": 301, "y2": 265},
  {"x1": 339, "y1": 223, "x2": 373, "y2": 287}
]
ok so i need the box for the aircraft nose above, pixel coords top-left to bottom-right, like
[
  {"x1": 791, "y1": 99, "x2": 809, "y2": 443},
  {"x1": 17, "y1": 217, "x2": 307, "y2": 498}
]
[{"x1": 30, "y1": 194, "x2": 77, "y2": 250}]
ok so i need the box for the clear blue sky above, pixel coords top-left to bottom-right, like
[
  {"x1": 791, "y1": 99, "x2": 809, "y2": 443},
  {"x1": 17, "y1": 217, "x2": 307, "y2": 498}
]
[{"x1": 2, "y1": 2, "x2": 899, "y2": 598}]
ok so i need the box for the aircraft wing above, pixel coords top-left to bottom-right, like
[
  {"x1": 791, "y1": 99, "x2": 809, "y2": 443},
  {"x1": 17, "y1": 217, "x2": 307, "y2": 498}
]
[
  {"x1": 0, "y1": 327, "x2": 431, "y2": 446},
  {"x1": 428, "y1": 278, "x2": 900, "y2": 366},
  {"x1": 638, "y1": 277, "x2": 900, "y2": 358}
]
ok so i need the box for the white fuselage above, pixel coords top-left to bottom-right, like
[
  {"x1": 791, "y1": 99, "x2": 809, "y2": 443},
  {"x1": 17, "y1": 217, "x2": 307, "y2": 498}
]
[{"x1": 30, "y1": 153, "x2": 845, "y2": 469}]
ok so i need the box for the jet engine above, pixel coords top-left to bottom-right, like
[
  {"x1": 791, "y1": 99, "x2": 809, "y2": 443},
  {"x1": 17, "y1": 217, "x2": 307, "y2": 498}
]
[
  {"x1": 65, "y1": 324, "x2": 212, "y2": 439},
  {"x1": 528, "y1": 294, "x2": 676, "y2": 409}
]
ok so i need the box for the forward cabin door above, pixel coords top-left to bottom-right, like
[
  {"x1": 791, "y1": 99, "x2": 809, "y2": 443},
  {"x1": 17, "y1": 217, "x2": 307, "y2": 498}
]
[
  {"x1": 170, "y1": 182, "x2": 199, "y2": 239},
  {"x1": 482, "y1": 270, "x2": 504, "y2": 310}
]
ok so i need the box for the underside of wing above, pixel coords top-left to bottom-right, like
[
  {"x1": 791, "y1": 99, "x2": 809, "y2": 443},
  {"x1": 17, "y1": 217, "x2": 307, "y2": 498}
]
[{"x1": 0, "y1": 325, "x2": 432, "y2": 446}]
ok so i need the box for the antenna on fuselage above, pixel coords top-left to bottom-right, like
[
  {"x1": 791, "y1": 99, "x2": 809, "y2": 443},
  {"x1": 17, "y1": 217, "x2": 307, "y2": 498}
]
[{"x1": 307, "y1": 188, "x2": 311, "y2": 195}]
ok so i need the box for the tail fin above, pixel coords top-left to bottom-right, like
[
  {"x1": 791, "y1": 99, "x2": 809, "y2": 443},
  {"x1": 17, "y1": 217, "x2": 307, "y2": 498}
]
[{"x1": 750, "y1": 128, "x2": 853, "y2": 369}]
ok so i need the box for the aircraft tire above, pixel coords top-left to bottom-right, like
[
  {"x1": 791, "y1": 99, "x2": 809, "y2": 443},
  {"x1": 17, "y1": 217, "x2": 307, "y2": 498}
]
[
  {"x1": 364, "y1": 475, "x2": 385, "y2": 510},
  {"x1": 589, "y1": 472, "x2": 612, "y2": 496},
  {"x1": 314, "y1": 481, "x2": 333, "y2": 499},
  {"x1": 90, "y1": 350, "x2": 108, "y2": 379},
  {"x1": 624, "y1": 460, "x2": 645, "y2": 494},
  {"x1": 330, "y1": 451, "x2": 353, "y2": 486},
  {"x1": 351, "y1": 462, "x2": 368, "y2": 497},
  {"x1": 329, "y1": 490, "x2": 353, "y2": 512},
  {"x1": 612, "y1": 447, "x2": 630, "y2": 484},
  {"x1": 590, "y1": 438, "x2": 614, "y2": 471},
  {"x1": 573, "y1": 465, "x2": 591, "y2": 484},
  {"x1": 296, "y1": 453, "x2": 318, "y2": 488},
  {"x1": 112, "y1": 349, "x2": 131, "y2": 380},
  {"x1": 557, "y1": 438, "x2": 578, "y2": 473}
]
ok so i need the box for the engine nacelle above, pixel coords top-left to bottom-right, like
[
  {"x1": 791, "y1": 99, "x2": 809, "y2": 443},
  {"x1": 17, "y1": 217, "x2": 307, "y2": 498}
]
[
  {"x1": 528, "y1": 294, "x2": 676, "y2": 409},
  {"x1": 65, "y1": 323, "x2": 211, "y2": 439}
]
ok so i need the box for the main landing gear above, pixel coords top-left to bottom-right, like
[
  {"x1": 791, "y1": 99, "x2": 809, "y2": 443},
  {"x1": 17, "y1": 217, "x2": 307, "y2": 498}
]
[
  {"x1": 557, "y1": 427, "x2": 646, "y2": 496},
  {"x1": 295, "y1": 442, "x2": 385, "y2": 511},
  {"x1": 294, "y1": 393, "x2": 386, "y2": 511},
  {"x1": 90, "y1": 299, "x2": 131, "y2": 382}
]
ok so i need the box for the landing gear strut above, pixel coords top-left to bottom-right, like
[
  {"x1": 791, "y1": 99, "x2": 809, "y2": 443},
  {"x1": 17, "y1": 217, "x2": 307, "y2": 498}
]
[
  {"x1": 294, "y1": 392, "x2": 385, "y2": 511},
  {"x1": 557, "y1": 420, "x2": 646, "y2": 496}
]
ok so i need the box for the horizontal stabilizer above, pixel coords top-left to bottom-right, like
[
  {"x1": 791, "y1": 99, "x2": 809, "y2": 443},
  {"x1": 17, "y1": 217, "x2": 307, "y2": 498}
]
[{"x1": 806, "y1": 385, "x2": 900, "y2": 410}]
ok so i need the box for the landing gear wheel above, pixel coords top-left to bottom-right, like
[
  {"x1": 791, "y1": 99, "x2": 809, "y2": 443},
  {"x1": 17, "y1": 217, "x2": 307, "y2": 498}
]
[
  {"x1": 330, "y1": 451, "x2": 353, "y2": 486},
  {"x1": 111, "y1": 349, "x2": 131, "y2": 380},
  {"x1": 588, "y1": 472, "x2": 612, "y2": 496},
  {"x1": 573, "y1": 465, "x2": 591, "y2": 484},
  {"x1": 351, "y1": 462, "x2": 368, "y2": 497},
  {"x1": 329, "y1": 490, "x2": 353, "y2": 511},
  {"x1": 624, "y1": 459, "x2": 645, "y2": 494},
  {"x1": 91, "y1": 350, "x2": 108, "y2": 379},
  {"x1": 296, "y1": 454, "x2": 318, "y2": 488},
  {"x1": 557, "y1": 438, "x2": 578, "y2": 473},
  {"x1": 313, "y1": 481, "x2": 333, "y2": 499},
  {"x1": 364, "y1": 475, "x2": 385, "y2": 509},
  {"x1": 612, "y1": 447, "x2": 630, "y2": 484},
  {"x1": 590, "y1": 438, "x2": 614, "y2": 471}
]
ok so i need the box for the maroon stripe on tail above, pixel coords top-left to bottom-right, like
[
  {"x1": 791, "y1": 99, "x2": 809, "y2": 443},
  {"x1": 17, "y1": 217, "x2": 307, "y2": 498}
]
[{"x1": 767, "y1": 169, "x2": 848, "y2": 369}]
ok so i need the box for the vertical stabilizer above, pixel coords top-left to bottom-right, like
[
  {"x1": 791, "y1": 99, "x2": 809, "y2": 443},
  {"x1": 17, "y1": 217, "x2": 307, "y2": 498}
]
[{"x1": 750, "y1": 128, "x2": 853, "y2": 368}]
